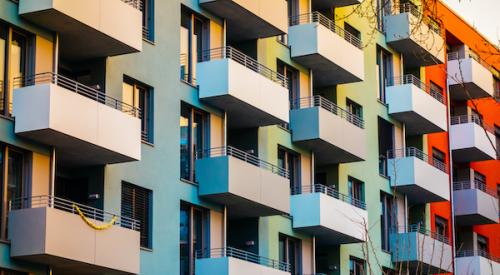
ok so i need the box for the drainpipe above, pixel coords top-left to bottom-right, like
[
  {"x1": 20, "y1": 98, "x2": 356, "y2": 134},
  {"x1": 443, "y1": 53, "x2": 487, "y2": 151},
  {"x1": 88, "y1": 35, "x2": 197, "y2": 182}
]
[
  {"x1": 402, "y1": 123, "x2": 407, "y2": 232},
  {"x1": 312, "y1": 235, "x2": 316, "y2": 274},
  {"x1": 53, "y1": 33, "x2": 59, "y2": 75},
  {"x1": 49, "y1": 147, "x2": 56, "y2": 208},
  {"x1": 223, "y1": 205, "x2": 227, "y2": 251}
]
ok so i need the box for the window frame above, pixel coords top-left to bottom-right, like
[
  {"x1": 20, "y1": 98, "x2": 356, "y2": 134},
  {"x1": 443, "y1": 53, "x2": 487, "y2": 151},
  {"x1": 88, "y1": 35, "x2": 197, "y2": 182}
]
[
  {"x1": 349, "y1": 256, "x2": 366, "y2": 275},
  {"x1": 180, "y1": 202, "x2": 209, "y2": 275},
  {"x1": 180, "y1": 103, "x2": 209, "y2": 182},
  {"x1": 180, "y1": 6, "x2": 209, "y2": 85},
  {"x1": 121, "y1": 181, "x2": 153, "y2": 249},
  {"x1": 380, "y1": 192, "x2": 395, "y2": 252},
  {"x1": 279, "y1": 234, "x2": 302, "y2": 275},
  {"x1": 123, "y1": 76, "x2": 154, "y2": 143},
  {"x1": 277, "y1": 146, "x2": 301, "y2": 190}
]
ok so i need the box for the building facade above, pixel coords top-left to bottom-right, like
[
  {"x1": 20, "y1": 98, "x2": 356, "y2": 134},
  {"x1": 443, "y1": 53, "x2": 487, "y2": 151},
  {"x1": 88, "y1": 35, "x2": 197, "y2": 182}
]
[{"x1": 0, "y1": 0, "x2": 497, "y2": 274}]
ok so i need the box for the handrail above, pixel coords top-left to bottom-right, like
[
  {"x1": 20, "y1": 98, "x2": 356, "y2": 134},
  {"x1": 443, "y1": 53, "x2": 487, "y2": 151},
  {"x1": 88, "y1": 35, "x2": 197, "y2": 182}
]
[
  {"x1": 450, "y1": 115, "x2": 495, "y2": 134},
  {"x1": 199, "y1": 47, "x2": 288, "y2": 88},
  {"x1": 457, "y1": 250, "x2": 500, "y2": 263},
  {"x1": 289, "y1": 12, "x2": 362, "y2": 49},
  {"x1": 394, "y1": 224, "x2": 450, "y2": 245},
  {"x1": 388, "y1": 3, "x2": 442, "y2": 35},
  {"x1": 13, "y1": 72, "x2": 140, "y2": 117},
  {"x1": 196, "y1": 247, "x2": 291, "y2": 272},
  {"x1": 291, "y1": 96, "x2": 365, "y2": 129},
  {"x1": 447, "y1": 51, "x2": 495, "y2": 74},
  {"x1": 386, "y1": 75, "x2": 445, "y2": 104},
  {"x1": 453, "y1": 179, "x2": 498, "y2": 198},
  {"x1": 121, "y1": 0, "x2": 141, "y2": 10},
  {"x1": 196, "y1": 146, "x2": 289, "y2": 179},
  {"x1": 291, "y1": 184, "x2": 366, "y2": 210},
  {"x1": 387, "y1": 147, "x2": 448, "y2": 173},
  {"x1": 9, "y1": 195, "x2": 140, "y2": 231}
]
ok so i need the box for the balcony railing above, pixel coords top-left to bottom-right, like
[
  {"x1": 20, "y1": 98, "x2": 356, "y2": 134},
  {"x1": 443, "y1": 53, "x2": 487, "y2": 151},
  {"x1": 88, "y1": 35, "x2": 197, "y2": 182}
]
[
  {"x1": 199, "y1": 47, "x2": 287, "y2": 88},
  {"x1": 457, "y1": 250, "x2": 500, "y2": 263},
  {"x1": 447, "y1": 51, "x2": 495, "y2": 74},
  {"x1": 291, "y1": 184, "x2": 366, "y2": 210},
  {"x1": 395, "y1": 224, "x2": 450, "y2": 245},
  {"x1": 196, "y1": 247, "x2": 291, "y2": 272},
  {"x1": 291, "y1": 96, "x2": 365, "y2": 128},
  {"x1": 122, "y1": 0, "x2": 142, "y2": 10},
  {"x1": 387, "y1": 147, "x2": 448, "y2": 173},
  {"x1": 289, "y1": 12, "x2": 362, "y2": 49},
  {"x1": 13, "y1": 72, "x2": 141, "y2": 117},
  {"x1": 387, "y1": 75, "x2": 445, "y2": 104},
  {"x1": 450, "y1": 115, "x2": 495, "y2": 134},
  {"x1": 10, "y1": 195, "x2": 140, "y2": 231},
  {"x1": 453, "y1": 179, "x2": 498, "y2": 198},
  {"x1": 196, "y1": 146, "x2": 289, "y2": 179},
  {"x1": 387, "y1": 3, "x2": 442, "y2": 35}
]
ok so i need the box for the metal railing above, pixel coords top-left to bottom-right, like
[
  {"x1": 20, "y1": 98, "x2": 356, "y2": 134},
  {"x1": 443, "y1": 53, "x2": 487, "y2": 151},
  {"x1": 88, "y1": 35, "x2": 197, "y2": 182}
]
[
  {"x1": 387, "y1": 75, "x2": 445, "y2": 104},
  {"x1": 180, "y1": 54, "x2": 196, "y2": 85},
  {"x1": 450, "y1": 115, "x2": 495, "y2": 134},
  {"x1": 13, "y1": 72, "x2": 140, "y2": 117},
  {"x1": 291, "y1": 96, "x2": 365, "y2": 128},
  {"x1": 199, "y1": 47, "x2": 288, "y2": 88},
  {"x1": 447, "y1": 51, "x2": 495, "y2": 74},
  {"x1": 453, "y1": 179, "x2": 498, "y2": 198},
  {"x1": 395, "y1": 224, "x2": 450, "y2": 245},
  {"x1": 457, "y1": 250, "x2": 500, "y2": 263},
  {"x1": 196, "y1": 146, "x2": 289, "y2": 179},
  {"x1": 292, "y1": 184, "x2": 366, "y2": 210},
  {"x1": 388, "y1": 3, "x2": 442, "y2": 35},
  {"x1": 121, "y1": 0, "x2": 141, "y2": 10},
  {"x1": 9, "y1": 195, "x2": 140, "y2": 231},
  {"x1": 387, "y1": 147, "x2": 448, "y2": 173},
  {"x1": 196, "y1": 247, "x2": 291, "y2": 272},
  {"x1": 289, "y1": 12, "x2": 362, "y2": 49}
]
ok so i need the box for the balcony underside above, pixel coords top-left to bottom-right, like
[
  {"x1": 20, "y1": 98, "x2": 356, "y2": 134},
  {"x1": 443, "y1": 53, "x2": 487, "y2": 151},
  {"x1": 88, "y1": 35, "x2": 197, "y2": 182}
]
[
  {"x1": 390, "y1": 111, "x2": 445, "y2": 136},
  {"x1": 452, "y1": 147, "x2": 495, "y2": 163},
  {"x1": 294, "y1": 138, "x2": 363, "y2": 165},
  {"x1": 388, "y1": 39, "x2": 442, "y2": 68},
  {"x1": 294, "y1": 225, "x2": 362, "y2": 245},
  {"x1": 312, "y1": 0, "x2": 361, "y2": 10},
  {"x1": 449, "y1": 82, "x2": 493, "y2": 100},
  {"x1": 455, "y1": 214, "x2": 498, "y2": 226},
  {"x1": 293, "y1": 54, "x2": 362, "y2": 87},
  {"x1": 393, "y1": 184, "x2": 447, "y2": 204},
  {"x1": 13, "y1": 255, "x2": 128, "y2": 275}
]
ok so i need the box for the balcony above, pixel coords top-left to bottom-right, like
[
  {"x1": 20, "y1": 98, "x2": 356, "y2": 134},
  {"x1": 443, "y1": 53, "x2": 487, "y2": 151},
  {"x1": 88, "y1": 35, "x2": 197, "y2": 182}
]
[
  {"x1": 197, "y1": 47, "x2": 289, "y2": 128},
  {"x1": 199, "y1": 0, "x2": 287, "y2": 41},
  {"x1": 384, "y1": 4, "x2": 445, "y2": 67},
  {"x1": 447, "y1": 52, "x2": 496, "y2": 100},
  {"x1": 8, "y1": 196, "x2": 140, "y2": 275},
  {"x1": 195, "y1": 147, "x2": 290, "y2": 218},
  {"x1": 387, "y1": 148, "x2": 450, "y2": 203},
  {"x1": 385, "y1": 75, "x2": 447, "y2": 135},
  {"x1": 288, "y1": 12, "x2": 364, "y2": 87},
  {"x1": 18, "y1": 0, "x2": 142, "y2": 60},
  {"x1": 456, "y1": 251, "x2": 500, "y2": 275},
  {"x1": 12, "y1": 73, "x2": 141, "y2": 166},
  {"x1": 196, "y1": 247, "x2": 290, "y2": 275},
  {"x1": 290, "y1": 184, "x2": 367, "y2": 245},
  {"x1": 453, "y1": 180, "x2": 499, "y2": 225},
  {"x1": 290, "y1": 96, "x2": 366, "y2": 165},
  {"x1": 390, "y1": 225, "x2": 453, "y2": 273},
  {"x1": 450, "y1": 115, "x2": 497, "y2": 162},
  {"x1": 312, "y1": 0, "x2": 362, "y2": 10}
]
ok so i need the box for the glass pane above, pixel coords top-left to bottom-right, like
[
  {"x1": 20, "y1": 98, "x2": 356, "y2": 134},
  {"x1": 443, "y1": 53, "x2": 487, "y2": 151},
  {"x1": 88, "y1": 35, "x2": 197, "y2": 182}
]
[
  {"x1": 180, "y1": 26, "x2": 190, "y2": 82},
  {"x1": 122, "y1": 82, "x2": 135, "y2": 108},
  {"x1": 180, "y1": 206, "x2": 190, "y2": 275},
  {"x1": 9, "y1": 33, "x2": 26, "y2": 115},
  {"x1": 0, "y1": 35, "x2": 5, "y2": 113},
  {"x1": 7, "y1": 150, "x2": 23, "y2": 204},
  {"x1": 180, "y1": 106, "x2": 191, "y2": 180}
]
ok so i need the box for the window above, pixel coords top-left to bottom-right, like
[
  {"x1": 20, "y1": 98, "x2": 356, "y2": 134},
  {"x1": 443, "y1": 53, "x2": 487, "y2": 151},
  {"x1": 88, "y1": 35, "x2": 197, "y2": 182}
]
[
  {"x1": 122, "y1": 77, "x2": 153, "y2": 143},
  {"x1": 180, "y1": 7, "x2": 208, "y2": 85},
  {"x1": 121, "y1": 182, "x2": 152, "y2": 248},
  {"x1": 278, "y1": 147, "x2": 301, "y2": 190},
  {"x1": 278, "y1": 0, "x2": 298, "y2": 44},
  {"x1": 476, "y1": 234, "x2": 489, "y2": 254},
  {"x1": 348, "y1": 177, "x2": 364, "y2": 204},
  {"x1": 346, "y1": 98, "x2": 363, "y2": 119},
  {"x1": 141, "y1": 0, "x2": 154, "y2": 41},
  {"x1": 349, "y1": 256, "x2": 366, "y2": 275},
  {"x1": 0, "y1": 269, "x2": 28, "y2": 275},
  {"x1": 495, "y1": 125, "x2": 499, "y2": 159},
  {"x1": 378, "y1": 117, "x2": 394, "y2": 176},
  {"x1": 429, "y1": 81, "x2": 444, "y2": 99},
  {"x1": 382, "y1": 267, "x2": 397, "y2": 275},
  {"x1": 376, "y1": 46, "x2": 393, "y2": 103},
  {"x1": 344, "y1": 23, "x2": 361, "y2": 40},
  {"x1": 279, "y1": 234, "x2": 301, "y2": 275},
  {"x1": 431, "y1": 147, "x2": 446, "y2": 169},
  {"x1": 474, "y1": 171, "x2": 486, "y2": 191},
  {"x1": 277, "y1": 60, "x2": 300, "y2": 106},
  {"x1": 180, "y1": 103, "x2": 208, "y2": 182},
  {"x1": 434, "y1": 216, "x2": 448, "y2": 238},
  {"x1": 380, "y1": 192, "x2": 394, "y2": 252},
  {"x1": 180, "y1": 202, "x2": 208, "y2": 275}
]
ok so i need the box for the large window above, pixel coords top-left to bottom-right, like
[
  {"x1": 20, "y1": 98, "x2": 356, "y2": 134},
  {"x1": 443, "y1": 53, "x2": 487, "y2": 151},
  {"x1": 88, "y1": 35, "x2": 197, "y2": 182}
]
[
  {"x1": 180, "y1": 103, "x2": 208, "y2": 182},
  {"x1": 378, "y1": 117, "x2": 394, "y2": 176},
  {"x1": 180, "y1": 7, "x2": 208, "y2": 85},
  {"x1": 278, "y1": 147, "x2": 301, "y2": 190},
  {"x1": 477, "y1": 234, "x2": 489, "y2": 254},
  {"x1": 180, "y1": 202, "x2": 208, "y2": 275},
  {"x1": 346, "y1": 98, "x2": 363, "y2": 119},
  {"x1": 348, "y1": 177, "x2": 365, "y2": 203},
  {"x1": 123, "y1": 77, "x2": 154, "y2": 143},
  {"x1": 277, "y1": 60, "x2": 300, "y2": 106},
  {"x1": 380, "y1": 192, "x2": 394, "y2": 252},
  {"x1": 279, "y1": 234, "x2": 301, "y2": 275},
  {"x1": 121, "y1": 182, "x2": 152, "y2": 249},
  {"x1": 349, "y1": 256, "x2": 366, "y2": 275},
  {"x1": 141, "y1": 0, "x2": 154, "y2": 41},
  {"x1": 434, "y1": 215, "x2": 448, "y2": 238},
  {"x1": 376, "y1": 46, "x2": 393, "y2": 103}
]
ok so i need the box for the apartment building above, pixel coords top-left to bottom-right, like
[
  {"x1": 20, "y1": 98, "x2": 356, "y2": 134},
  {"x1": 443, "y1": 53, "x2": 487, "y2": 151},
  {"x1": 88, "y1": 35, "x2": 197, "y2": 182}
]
[{"x1": 0, "y1": 0, "x2": 497, "y2": 275}]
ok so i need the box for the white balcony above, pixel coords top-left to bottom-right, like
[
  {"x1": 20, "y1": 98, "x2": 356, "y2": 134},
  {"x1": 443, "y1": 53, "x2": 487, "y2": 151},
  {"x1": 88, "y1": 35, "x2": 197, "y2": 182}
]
[
  {"x1": 450, "y1": 115, "x2": 497, "y2": 162},
  {"x1": 288, "y1": 12, "x2": 364, "y2": 87},
  {"x1": 312, "y1": 0, "x2": 362, "y2": 10},
  {"x1": 195, "y1": 147, "x2": 290, "y2": 218},
  {"x1": 199, "y1": 0, "x2": 287, "y2": 41},
  {"x1": 12, "y1": 73, "x2": 141, "y2": 166},
  {"x1": 390, "y1": 225, "x2": 453, "y2": 273},
  {"x1": 8, "y1": 196, "x2": 140, "y2": 275},
  {"x1": 197, "y1": 47, "x2": 289, "y2": 128},
  {"x1": 19, "y1": 0, "x2": 142, "y2": 60},
  {"x1": 290, "y1": 96, "x2": 366, "y2": 164},
  {"x1": 384, "y1": 4, "x2": 445, "y2": 67},
  {"x1": 456, "y1": 251, "x2": 500, "y2": 275},
  {"x1": 387, "y1": 148, "x2": 450, "y2": 203},
  {"x1": 290, "y1": 185, "x2": 367, "y2": 245},
  {"x1": 196, "y1": 247, "x2": 291, "y2": 275},
  {"x1": 447, "y1": 53, "x2": 496, "y2": 100},
  {"x1": 386, "y1": 75, "x2": 447, "y2": 135},
  {"x1": 453, "y1": 180, "x2": 499, "y2": 225}
]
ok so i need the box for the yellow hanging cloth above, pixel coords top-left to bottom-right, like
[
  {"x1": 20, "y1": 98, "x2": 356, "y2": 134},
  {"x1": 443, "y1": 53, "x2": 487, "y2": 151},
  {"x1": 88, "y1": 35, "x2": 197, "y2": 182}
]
[{"x1": 73, "y1": 204, "x2": 117, "y2": 230}]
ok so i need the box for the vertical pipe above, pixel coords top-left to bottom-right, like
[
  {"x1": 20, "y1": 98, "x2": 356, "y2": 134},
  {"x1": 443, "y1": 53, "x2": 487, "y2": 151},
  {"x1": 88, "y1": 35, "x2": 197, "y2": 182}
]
[
  {"x1": 53, "y1": 33, "x2": 59, "y2": 74},
  {"x1": 49, "y1": 147, "x2": 56, "y2": 207},
  {"x1": 223, "y1": 205, "x2": 227, "y2": 249},
  {"x1": 312, "y1": 235, "x2": 316, "y2": 274}
]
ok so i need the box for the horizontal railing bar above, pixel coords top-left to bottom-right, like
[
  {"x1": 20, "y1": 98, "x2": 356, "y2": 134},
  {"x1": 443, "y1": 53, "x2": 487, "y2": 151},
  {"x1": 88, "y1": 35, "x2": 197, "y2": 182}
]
[
  {"x1": 450, "y1": 115, "x2": 495, "y2": 134},
  {"x1": 456, "y1": 250, "x2": 500, "y2": 263},
  {"x1": 394, "y1": 224, "x2": 450, "y2": 245},
  {"x1": 453, "y1": 180, "x2": 498, "y2": 198},
  {"x1": 387, "y1": 147, "x2": 448, "y2": 173},
  {"x1": 291, "y1": 184, "x2": 366, "y2": 210},
  {"x1": 386, "y1": 75, "x2": 445, "y2": 104}
]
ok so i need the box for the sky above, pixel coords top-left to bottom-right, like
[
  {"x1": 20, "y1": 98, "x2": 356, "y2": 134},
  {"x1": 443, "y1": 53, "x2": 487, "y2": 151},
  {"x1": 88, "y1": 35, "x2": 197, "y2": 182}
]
[{"x1": 442, "y1": 0, "x2": 500, "y2": 46}]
